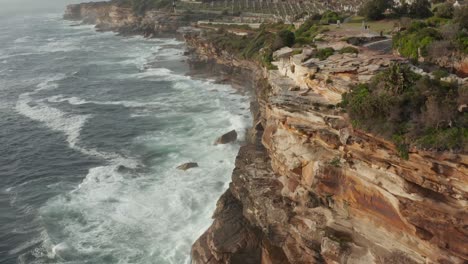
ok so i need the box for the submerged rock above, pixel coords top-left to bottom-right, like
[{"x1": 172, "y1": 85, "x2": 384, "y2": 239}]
[
  {"x1": 177, "y1": 162, "x2": 199, "y2": 171},
  {"x1": 116, "y1": 165, "x2": 132, "y2": 174},
  {"x1": 214, "y1": 130, "x2": 237, "y2": 145}
]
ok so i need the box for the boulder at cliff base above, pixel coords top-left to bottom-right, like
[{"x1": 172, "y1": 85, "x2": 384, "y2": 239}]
[
  {"x1": 214, "y1": 130, "x2": 237, "y2": 145},
  {"x1": 177, "y1": 162, "x2": 199, "y2": 171}
]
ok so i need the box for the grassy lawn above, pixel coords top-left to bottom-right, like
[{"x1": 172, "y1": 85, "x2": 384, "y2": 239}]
[{"x1": 324, "y1": 17, "x2": 398, "y2": 35}]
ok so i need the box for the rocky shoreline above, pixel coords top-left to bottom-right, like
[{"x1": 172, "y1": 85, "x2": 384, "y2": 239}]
[
  {"x1": 64, "y1": 3, "x2": 468, "y2": 264},
  {"x1": 64, "y1": 2, "x2": 216, "y2": 37}
]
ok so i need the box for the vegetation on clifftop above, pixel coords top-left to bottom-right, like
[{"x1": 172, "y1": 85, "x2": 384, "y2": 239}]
[
  {"x1": 113, "y1": 0, "x2": 172, "y2": 14},
  {"x1": 359, "y1": 0, "x2": 433, "y2": 20},
  {"x1": 200, "y1": 15, "x2": 335, "y2": 67},
  {"x1": 342, "y1": 63, "x2": 467, "y2": 153},
  {"x1": 193, "y1": 7, "x2": 467, "y2": 153},
  {"x1": 202, "y1": 22, "x2": 301, "y2": 69},
  {"x1": 393, "y1": 6, "x2": 468, "y2": 63}
]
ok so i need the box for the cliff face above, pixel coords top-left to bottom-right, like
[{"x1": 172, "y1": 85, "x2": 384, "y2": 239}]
[
  {"x1": 64, "y1": 2, "x2": 204, "y2": 37},
  {"x1": 186, "y1": 35, "x2": 468, "y2": 264},
  {"x1": 63, "y1": 4, "x2": 468, "y2": 262}
]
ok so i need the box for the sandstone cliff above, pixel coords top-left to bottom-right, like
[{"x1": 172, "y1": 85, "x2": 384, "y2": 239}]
[
  {"x1": 186, "y1": 34, "x2": 468, "y2": 264},
  {"x1": 63, "y1": 4, "x2": 468, "y2": 262},
  {"x1": 64, "y1": 2, "x2": 211, "y2": 37}
]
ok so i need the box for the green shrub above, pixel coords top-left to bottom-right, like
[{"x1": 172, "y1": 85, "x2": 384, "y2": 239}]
[
  {"x1": 358, "y1": 0, "x2": 390, "y2": 20},
  {"x1": 124, "y1": 0, "x2": 172, "y2": 14},
  {"x1": 417, "y1": 128, "x2": 468, "y2": 151},
  {"x1": 320, "y1": 11, "x2": 340, "y2": 24},
  {"x1": 339, "y1": 46, "x2": 359, "y2": 54},
  {"x1": 342, "y1": 63, "x2": 466, "y2": 152},
  {"x1": 408, "y1": 0, "x2": 433, "y2": 18},
  {"x1": 457, "y1": 32, "x2": 468, "y2": 53},
  {"x1": 272, "y1": 29, "x2": 295, "y2": 50},
  {"x1": 432, "y1": 68, "x2": 449, "y2": 79},
  {"x1": 393, "y1": 24, "x2": 442, "y2": 59},
  {"x1": 315, "y1": 47, "x2": 335, "y2": 60},
  {"x1": 242, "y1": 30, "x2": 272, "y2": 58},
  {"x1": 292, "y1": 49, "x2": 303, "y2": 55},
  {"x1": 261, "y1": 48, "x2": 278, "y2": 70},
  {"x1": 425, "y1": 16, "x2": 451, "y2": 27},
  {"x1": 392, "y1": 134, "x2": 410, "y2": 159},
  {"x1": 206, "y1": 26, "x2": 279, "y2": 69},
  {"x1": 295, "y1": 19, "x2": 321, "y2": 44},
  {"x1": 329, "y1": 157, "x2": 341, "y2": 167},
  {"x1": 295, "y1": 37, "x2": 314, "y2": 45}
]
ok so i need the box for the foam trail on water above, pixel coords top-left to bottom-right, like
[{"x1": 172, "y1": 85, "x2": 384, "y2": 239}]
[
  {"x1": 15, "y1": 76, "x2": 139, "y2": 168},
  {"x1": 47, "y1": 95, "x2": 168, "y2": 109},
  {"x1": 5, "y1": 16, "x2": 252, "y2": 264},
  {"x1": 16, "y1": 92, "x2": 90, "y2": 150},
  {"x1": 14, "y1": 36, "x2": 32, "y2": 43}
]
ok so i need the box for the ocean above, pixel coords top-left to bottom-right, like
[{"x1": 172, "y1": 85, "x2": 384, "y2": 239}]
[{"x1": 0, "y1": 13, "x2": 250, "y2": 264}]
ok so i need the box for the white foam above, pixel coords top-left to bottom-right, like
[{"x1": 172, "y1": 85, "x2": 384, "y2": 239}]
[
  {"x1": 38, "y1": 39, "x2": 82, "y2": 53},
  {"x1": 132, "y1": 68, "x2": 191, "y2": 82},
  {"x1": 36, "y1": 74, "x2": 66, "y2": 91},
  {"x1": 154, "y1": 48, "x2": 184, "y2": 61},
  {"x1": 115, "y1": 46, "x2": 163, "y2": 69},
  {"x1": 16, "y1": 92, "x2": 90, "y2": 150},
  {"x1": 15, "y1": 75, "x2": 139, "y2": 168},
  {"x1": 16, "y1": 93, "x2": 138, "y2": 167},
  {"x1": 0, "y1": 52, "x2": 40, "y2": 60},
  {"x1": 33, "y1": 70, "x2": 252, "y2": 263},
  {"x1": 13, "y1": 36, "x2": 31, "y2": 43},
  {"x1": 156, "y1": 38, "x2": 184, "y2": 46},
  {"x1": 67, "y1": 24, "x2": 96, "y2": 30},
  {"x1": 11, "y1": 26, "x2": 252, "y2": 263},
  {"x1": 47, "y1": 95, "x2": 167, "y2": 109}
]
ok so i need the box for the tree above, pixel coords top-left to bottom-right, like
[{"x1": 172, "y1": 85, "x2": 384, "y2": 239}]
[
  {"x1": 320, "y1": 11, "x2": 340, "y2": 24},
  {"x1": 408, "y1": 0, "x2": 433, "y2": 18},
  {"x1": 272, "y1": 30, "x2": 295, "y2": 50},
  {"x1": 393, "y1": 0, "x2": 409, "y2": 17},
  {"x1": 359, "y1": 0, "x2": 391, "y2": 20}
]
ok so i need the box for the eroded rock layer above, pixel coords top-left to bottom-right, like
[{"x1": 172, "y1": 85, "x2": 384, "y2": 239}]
[
  {"x1": 63, "y1": 4, "x2": 468, "y2": 263},
  {"x1": 64, "y1": 2, "x2": 212, "y2": 37},
  {"x1": 187, "y1": 34, "x2": 468, "y2": 264}
]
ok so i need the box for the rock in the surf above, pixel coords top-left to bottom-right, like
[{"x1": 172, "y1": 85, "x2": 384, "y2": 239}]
[
  {"x1": 214, "y1": 130, "x2": 237, "y2": 145},
  {"x1": 116, "y1": 165, "x2": 132, "y2": 173},
  {"x1": 177, "y1": 162, "x2": 199, "y2": 171}
]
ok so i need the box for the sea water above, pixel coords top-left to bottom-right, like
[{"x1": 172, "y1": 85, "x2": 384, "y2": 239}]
[{"x1": 0, "y1": 13, "x2": 250, "y2": 264}]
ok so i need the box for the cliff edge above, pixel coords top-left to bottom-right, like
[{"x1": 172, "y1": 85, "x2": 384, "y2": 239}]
[
  {"x1": 63, "y1": 3, "x2": 468, "y2": 263},
  {"x1": 186, "y1": 32, "x2": 468, "y2": 264},
  {"x1": 64, "y1": 2, "x2": 212, "y2": 37}
]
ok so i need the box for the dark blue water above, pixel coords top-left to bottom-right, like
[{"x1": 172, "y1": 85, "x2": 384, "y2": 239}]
[{"x1": 0, "y1": 13, "x2": 250, "y2": 264}]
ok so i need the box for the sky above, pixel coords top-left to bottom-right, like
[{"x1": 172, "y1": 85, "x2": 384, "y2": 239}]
[{"x1": 0, "y1": 0, "x2": 87, "y2": 15}]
